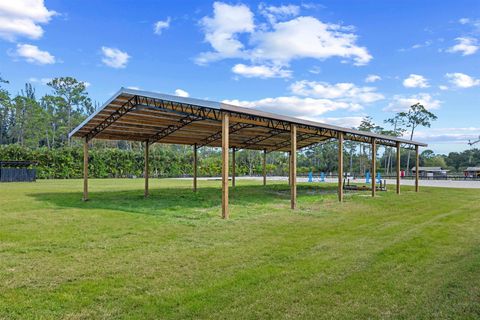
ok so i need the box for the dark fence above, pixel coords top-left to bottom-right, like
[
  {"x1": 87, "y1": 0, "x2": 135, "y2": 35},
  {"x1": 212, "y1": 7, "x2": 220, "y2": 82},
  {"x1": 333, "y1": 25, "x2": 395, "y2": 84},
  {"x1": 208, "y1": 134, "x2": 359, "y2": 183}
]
[
  {"x1": 0, "y1": 168, "x2": 36, "y2": 182},
  {"x1": 0, "y1": 161, "x2": 37, "y2": 182}
]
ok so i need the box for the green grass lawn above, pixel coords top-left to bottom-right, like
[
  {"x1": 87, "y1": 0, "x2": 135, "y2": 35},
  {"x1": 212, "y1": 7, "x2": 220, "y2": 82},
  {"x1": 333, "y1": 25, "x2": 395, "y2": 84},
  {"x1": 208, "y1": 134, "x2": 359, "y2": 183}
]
[{"x1": 1, "y1": 178, "x2": 480, "y2": 319}]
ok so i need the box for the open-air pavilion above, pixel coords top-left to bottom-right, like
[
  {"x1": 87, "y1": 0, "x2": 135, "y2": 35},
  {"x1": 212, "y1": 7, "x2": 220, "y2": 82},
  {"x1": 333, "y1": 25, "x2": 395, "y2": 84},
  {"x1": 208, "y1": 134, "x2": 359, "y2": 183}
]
[{"x1": 69, "y1": 88, "x2": 427, "y2": 218}]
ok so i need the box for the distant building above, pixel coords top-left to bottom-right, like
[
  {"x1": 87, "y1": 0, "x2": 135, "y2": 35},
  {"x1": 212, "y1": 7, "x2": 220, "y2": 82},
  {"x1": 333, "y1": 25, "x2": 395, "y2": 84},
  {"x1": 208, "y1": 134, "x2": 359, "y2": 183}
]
[
  {"x1": 411, "y1": 167, "x2": 449, "y2": 178},
  {"x1": 464, "y1": 167, "x2": 480, "y2": 178}
]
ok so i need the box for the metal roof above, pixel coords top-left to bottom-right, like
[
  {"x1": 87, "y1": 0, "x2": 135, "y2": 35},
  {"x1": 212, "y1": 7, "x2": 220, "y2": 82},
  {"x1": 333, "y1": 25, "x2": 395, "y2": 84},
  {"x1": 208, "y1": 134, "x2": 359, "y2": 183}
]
[
  {"x1": 69, "y1": 88, "x2": 427, "y2": 150},
  {"x1": 465, "y1": 167, "x2": 480, "y2": 171}
]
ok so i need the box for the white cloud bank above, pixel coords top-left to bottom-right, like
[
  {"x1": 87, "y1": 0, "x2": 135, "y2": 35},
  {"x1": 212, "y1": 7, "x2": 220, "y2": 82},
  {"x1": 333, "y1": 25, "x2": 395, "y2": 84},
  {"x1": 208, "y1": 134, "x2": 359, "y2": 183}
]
[
  {"x1": 232, "y1": 63, "x2": 291, "y2": 78},
  {"x1": 414, "y1": 127, "x2": 480, "y2": 145},
  {"x1": 197, "y1": 2, "x2": 372, "y2": 78},
  {"x1": 290, "y1": 80, "x2": 384, "y2": 104},
  {"x1": 403, "y1": 74, "x2": 429, "y2": 88},
  {"x1": 15, "y1": 43, "x2": 55, "y2": 64},
  {"x1": 223, "y1": 80, "x2": 382, "y2": 121},
  {"x1": 445, "y1": 72, "x2": 480, "y2": 88},
  {"x1": 448, "y1": 37, "x2": 478, "y2": 56},
  {"x1": 101, "y1": 47, "x2": 130, "y2": 68},
  {"x1": 385, "y1": 93, "x2": 441, "y2": 112},
  {"x1": 0, "y1": 0, "x2": 56, "y2": 40}
]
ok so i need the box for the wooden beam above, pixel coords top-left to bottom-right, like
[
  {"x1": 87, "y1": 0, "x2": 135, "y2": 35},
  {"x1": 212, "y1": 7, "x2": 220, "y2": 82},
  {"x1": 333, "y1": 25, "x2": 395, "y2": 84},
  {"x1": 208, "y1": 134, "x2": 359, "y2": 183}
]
[
  {"x1": 263, "y1": 149, "x2": 267, "y2": 186},
  {"x1": 222, "y1": 113, "x2": 229, "y2": 218},
  {"x1": 338, "y1": 132, "x2": 344, "y2": 202},
  {"x1": 83, "y1": 139, "x2": 88, "y2": 201},
  {"x1": 232, "y1": 147, "x2": 236, "y2": 188},
  {"x1": 291, "y1": 125, "x2": 297, "y2": 209},
  {"x1": 193, "y1": 144, "x2": 197, "y2": 192},
  {"x1": 415, "y1": 145, "x2": 419, "y2": 192},
  {"x1": 144, "y1": 142, "x2": 149, "y2": 197},
  {"x1": 396, "y1": 142, "x2": 401, "y2": 194},
  {"x1": 371, "y1": 138, "x2": 376, "y2": 197}
]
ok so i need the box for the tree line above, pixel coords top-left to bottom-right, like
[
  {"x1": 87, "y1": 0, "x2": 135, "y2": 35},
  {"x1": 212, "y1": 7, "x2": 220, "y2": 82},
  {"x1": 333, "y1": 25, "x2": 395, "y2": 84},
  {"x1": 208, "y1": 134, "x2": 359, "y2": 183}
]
[{"x1": 0, "y1": 76, "x2": 478, "y2": 179}]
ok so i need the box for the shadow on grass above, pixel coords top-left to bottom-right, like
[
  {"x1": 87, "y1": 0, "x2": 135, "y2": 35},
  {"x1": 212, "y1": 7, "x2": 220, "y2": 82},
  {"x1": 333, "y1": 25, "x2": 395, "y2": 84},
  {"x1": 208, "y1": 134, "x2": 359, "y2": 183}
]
[{"x1": 29, "y1": 183, "x2": 339, "y2": 220}]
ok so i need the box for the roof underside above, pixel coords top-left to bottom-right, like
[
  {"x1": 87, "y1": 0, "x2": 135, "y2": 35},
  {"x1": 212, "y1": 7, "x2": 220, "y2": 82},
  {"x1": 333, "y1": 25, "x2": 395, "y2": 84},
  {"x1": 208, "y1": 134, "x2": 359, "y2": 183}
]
[{"x1": 69, "y1": 88, "x2": 427, "y2": 151}]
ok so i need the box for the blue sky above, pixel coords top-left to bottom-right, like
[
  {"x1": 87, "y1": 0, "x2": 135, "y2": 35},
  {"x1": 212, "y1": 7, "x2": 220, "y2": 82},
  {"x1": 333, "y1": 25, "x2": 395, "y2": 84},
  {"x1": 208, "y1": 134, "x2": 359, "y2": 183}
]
[{"x1": 1, "y1": 0, "x2": 479, "y2": 154}]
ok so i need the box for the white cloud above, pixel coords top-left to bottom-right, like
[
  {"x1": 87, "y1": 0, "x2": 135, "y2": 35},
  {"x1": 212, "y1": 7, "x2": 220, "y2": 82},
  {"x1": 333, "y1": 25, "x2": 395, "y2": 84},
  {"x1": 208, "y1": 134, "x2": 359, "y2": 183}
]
[
  {"x1": 365, "y1": 74, "x2": 381, "y2": 83},
  {"x1": 197, "y1": 2, "x2": 372, "y2": 70},
  {"x1": 0, "y1": 0, "x2": 56, "y2": 41},
  {"x1": 250, "y1": 16, "x2": 372, "y2": 66},
  {"x1": 221, "y1": 79, "x2": 385, "y2": 122},
  {"x1": 414, "y1": 127, "x2": 480, "y2": 144},
  {"x1": 403, "y1": 74, "x2": 429, "y2": 88},
  {"x1": 15, "y1": 44, "x2": 55, "y2": 64},
  {"x1": 127, "y1": 86, "x2": 140, "y2": 90},
  {"x1": 458, "y1": 17, "x2": 480, "y2": 31},
  {"x1": 28, "y1": 77, "x2": 51, "y2": 84},
  {"x1": 174, "y1": 89, "x2": 189, "y2": 97},
  {"x1": 223, "y1": 96, "x2": 362, "y2": 119},
  {"x1": 232, "y1": 63, "x2": 291, "y2": 78},
  {"x1": 290, "y1": 80, "x2": 384, "y2": 104},
  {"x1": 101, "y1": 46, "x2": 130, "y2": 68},
  {"x1": 385, "y1": 93, "x2": 441, "y2": 112},
  {"x1": 448, "y1": 37, "x2": 478, "y2": 56},
  {"x1": 259, "y1": 4, "x2": 300, "y2": 24},
  {"x1": 154, "y1": 17, "x2": 170, "y2": 35},
  {"x1": 445, "y1": 72, "x2": 480, "y2": 88},
  {"x1": 196, "y1": 2, "x2": 254, "y2": 64},
  {"x1": 399, "y1": 40, "x2": 433, "y2": 52},
  {"x1": 439, "y1": 85, "x2": 448, "y2": 90}
]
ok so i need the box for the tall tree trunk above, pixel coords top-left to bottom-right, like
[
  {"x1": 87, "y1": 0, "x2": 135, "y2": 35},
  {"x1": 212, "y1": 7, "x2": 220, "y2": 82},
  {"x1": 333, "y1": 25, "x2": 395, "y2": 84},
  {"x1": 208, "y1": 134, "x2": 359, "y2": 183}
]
[{"x1": 405, "y1": 127, "x2": 415, "y2": 174}]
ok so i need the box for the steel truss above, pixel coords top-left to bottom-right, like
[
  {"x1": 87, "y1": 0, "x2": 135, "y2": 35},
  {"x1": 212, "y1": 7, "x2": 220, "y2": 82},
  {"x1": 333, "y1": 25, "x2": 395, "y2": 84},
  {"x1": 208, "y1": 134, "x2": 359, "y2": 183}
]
[
  {"x1": 84, "y1": 94, "x2": 404, "y2": 149},
  {"x1": 197, "y1": 122, "x2": 254, "y2": 148},
  {"x1": 147, "y1": 114, "x2": 203, "y2": 145}
]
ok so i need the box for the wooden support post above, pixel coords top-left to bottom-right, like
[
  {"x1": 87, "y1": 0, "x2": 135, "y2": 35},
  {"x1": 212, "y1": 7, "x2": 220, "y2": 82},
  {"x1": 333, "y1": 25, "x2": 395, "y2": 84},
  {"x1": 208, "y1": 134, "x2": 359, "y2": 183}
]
[
  {"x1": 232, "y1": 147, "x2": 236, "y2": 188},
  {"x1": 193, "y1": 143, "x2": 197, "y2": 192},
  {"x1": 338, "y1": 132, "x2": 344, "y2": 202},
  {"x1": 291, "y1": 125, "x2": 297, "y2": 209},
  {"x1": 83, "y1": 138, "x2": 88, "y2": 201},
  {"x1": 415, "y1": 145, "x2": 419, "y2": 192},
  {"x1": 371, "y1": 138, "x2": 376, "y2": 197},
  {"x1": 222, "y1": 113, "x2": 229, "y2": 218},
  {"x1": 396, "y1": 142, "x2": 401, "y2": 194},
  {"x1": 288, "y1": 152, "x2": 291, "y2": 186},
  {"x1": 262, "y1": 149, "x2": 267, "y2": 186},
  {"x1": 144, "y1": 142, "x2": 149, "y2": 197}
]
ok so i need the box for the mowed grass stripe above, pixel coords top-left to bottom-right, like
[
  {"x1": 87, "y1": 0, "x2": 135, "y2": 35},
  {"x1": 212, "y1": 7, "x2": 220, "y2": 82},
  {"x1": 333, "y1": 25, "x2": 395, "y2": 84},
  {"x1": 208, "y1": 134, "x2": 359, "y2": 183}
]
[{"x1": 0, "y1": 179, "x2": 479, "y2": 319}]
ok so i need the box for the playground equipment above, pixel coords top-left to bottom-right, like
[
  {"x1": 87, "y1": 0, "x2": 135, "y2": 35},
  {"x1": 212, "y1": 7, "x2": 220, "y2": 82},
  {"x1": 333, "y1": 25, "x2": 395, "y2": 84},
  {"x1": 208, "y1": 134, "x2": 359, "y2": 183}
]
[{"x1": 344, "y1": 178, "x2": 387, "y2": 192}]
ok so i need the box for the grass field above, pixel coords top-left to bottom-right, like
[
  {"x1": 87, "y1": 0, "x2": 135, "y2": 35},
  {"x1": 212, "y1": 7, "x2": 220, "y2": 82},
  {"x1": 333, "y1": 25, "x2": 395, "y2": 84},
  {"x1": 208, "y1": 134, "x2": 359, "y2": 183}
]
[{"x1": 1, "y1": 178, "x2": 480, "y2": 319}]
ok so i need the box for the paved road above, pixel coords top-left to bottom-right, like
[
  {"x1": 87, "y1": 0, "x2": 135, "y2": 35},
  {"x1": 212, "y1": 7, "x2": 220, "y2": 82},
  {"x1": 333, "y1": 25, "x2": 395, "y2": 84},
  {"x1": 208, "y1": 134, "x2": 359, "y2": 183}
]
[{"x1": 219, "y1": 176, "x2": 480, "y2": 189}]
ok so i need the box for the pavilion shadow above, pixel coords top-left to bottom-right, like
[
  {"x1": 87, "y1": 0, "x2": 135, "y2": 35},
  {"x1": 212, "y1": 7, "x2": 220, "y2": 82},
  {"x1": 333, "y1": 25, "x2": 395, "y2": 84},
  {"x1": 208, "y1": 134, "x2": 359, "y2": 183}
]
[{"x1": 29, "y1": 183, "x2": 339, "y2": 220}]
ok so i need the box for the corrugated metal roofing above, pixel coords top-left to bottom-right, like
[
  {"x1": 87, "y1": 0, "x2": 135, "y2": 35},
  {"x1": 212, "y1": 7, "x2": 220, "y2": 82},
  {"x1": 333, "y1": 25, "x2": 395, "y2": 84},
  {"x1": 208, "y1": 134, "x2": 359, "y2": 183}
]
[{"x1": 69, "y1": 87, "x2": 428, "y2": 150}]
